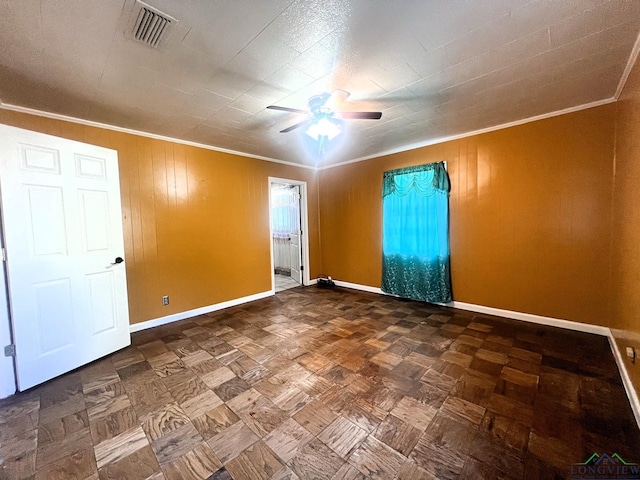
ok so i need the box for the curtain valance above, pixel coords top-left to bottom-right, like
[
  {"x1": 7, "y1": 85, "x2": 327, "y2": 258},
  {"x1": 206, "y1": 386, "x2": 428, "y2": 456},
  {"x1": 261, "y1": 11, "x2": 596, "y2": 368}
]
[{"x1": 382, "y1": 161, "x2": 449, "y2": 198}]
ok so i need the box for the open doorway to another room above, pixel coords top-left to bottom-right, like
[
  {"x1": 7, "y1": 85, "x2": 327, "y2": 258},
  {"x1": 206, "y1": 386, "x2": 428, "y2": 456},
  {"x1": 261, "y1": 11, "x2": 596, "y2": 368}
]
[{"x1": 269, "y1": 178, "x2": 309, "y2": 293}]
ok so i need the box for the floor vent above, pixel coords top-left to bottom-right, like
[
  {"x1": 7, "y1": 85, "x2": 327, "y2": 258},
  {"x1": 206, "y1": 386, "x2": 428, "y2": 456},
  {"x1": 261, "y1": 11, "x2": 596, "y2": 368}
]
[{"x1": 130, "y1": 1, "x2": 175, "y2": 48}]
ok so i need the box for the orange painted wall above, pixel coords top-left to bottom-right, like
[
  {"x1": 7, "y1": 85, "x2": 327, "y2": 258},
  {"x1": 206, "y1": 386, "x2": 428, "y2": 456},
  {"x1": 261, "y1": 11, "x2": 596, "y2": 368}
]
[
  {"x1": 0, "y1": 101, "x2": 622, "y2": 331},
  {"x1": 611, "y1": 56, "x2": 640, "y2": 393},
  {"x1": 0, "y1": 110, "x2": 321, "y2": 325},
  {"x1": 319, "y1": 105, "x2": 616, "y2": 326}
]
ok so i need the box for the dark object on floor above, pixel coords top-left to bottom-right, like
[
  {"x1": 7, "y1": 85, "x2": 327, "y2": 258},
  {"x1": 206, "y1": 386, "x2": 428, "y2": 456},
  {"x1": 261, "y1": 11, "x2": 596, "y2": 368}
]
[{"x1": 317, "y1": 275, "x2": 335, "y2": 288}]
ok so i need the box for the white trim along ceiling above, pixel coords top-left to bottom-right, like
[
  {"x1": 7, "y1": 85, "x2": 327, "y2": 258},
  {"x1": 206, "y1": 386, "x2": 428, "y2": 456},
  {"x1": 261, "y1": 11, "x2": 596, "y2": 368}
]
[{"x1": 0, "y1": 1, "x2": 639, "y2": 168}]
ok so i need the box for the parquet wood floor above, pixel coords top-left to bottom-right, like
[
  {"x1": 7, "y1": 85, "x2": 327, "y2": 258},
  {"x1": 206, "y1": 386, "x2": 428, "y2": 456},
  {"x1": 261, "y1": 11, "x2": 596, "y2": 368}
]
[{"x1": 0, "y1": 286, "x2": 638, "y2": 479}]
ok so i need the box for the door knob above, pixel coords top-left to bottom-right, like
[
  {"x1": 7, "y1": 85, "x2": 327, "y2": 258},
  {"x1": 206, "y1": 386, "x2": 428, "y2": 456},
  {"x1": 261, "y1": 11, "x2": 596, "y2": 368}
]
[{"x1": 111, "y1": 257, "x2": 124, "y2": 265}]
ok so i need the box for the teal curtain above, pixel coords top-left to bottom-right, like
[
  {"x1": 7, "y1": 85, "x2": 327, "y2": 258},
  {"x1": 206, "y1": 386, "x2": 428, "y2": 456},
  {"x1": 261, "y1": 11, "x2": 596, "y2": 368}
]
[{"x1": 382, "y1": 162, "x2": 452, "y2": 303}]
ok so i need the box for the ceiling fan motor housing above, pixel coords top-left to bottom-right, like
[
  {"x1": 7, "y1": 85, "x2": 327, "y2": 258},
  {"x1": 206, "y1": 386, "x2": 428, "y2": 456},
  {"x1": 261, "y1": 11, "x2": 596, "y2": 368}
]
[
  {"x1": 309, "y1": 93, "x2": 332, "y2": 113},
  {"x1": 267, "y1": 90, "x2": 381, "y2": 134}
]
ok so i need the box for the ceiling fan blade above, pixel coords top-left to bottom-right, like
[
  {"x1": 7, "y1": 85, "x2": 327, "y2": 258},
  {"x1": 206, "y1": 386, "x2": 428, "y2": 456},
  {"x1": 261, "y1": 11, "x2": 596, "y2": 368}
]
[
  {"x1": 326, "y1": 89, "x2": 351, "y2": 110},
  {"x1": 267, "y1": 105, "x2": 308, "y2": 115},
  {"x1": 280, "y1": 120, "x2": 308, "y2": 133},
  {"x1": 335, "y1": 111, "x2": 382, "y2": 120}
]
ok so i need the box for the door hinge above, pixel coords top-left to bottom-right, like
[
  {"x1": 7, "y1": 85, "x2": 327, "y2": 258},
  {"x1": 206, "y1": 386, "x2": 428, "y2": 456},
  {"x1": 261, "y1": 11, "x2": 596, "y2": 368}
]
[
  {"x1": 301, "y1": 265, "x2": 304, "y2": 271},
  {"x1": 4, "y1": 344, "x2": 15, "y2": 357}
]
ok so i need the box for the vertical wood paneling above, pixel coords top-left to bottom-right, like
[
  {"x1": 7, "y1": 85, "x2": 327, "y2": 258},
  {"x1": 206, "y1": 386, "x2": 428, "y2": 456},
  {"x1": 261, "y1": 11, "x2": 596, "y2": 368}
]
[
  {"x1": 319, "y1": 105, "x2": 616, "y2": 326},
  {"x1": 611, "y1": 57, "x2": 640, "y2": 395},
  {"x1": 152, "y1": 139, "x2": 170, "y2": 317},
  {"x1": 140, "y1": 138, "x2": 161, "y2": 318},
  {"x1": 3, "y1": 100, "x2": 624, "y2": 333},
  {"x1": 171, "y1": 143, "x2": 189, "y2": 311},
  {"x1": 0, "y1": 110, "x2": 320, "y2": 325},
  {"x1": 111, "y1": 131, "x2": 139, "y2": 324}
]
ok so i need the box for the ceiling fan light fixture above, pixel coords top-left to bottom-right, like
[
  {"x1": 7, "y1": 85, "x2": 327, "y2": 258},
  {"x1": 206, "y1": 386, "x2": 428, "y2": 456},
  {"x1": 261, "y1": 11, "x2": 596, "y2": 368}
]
[{"x1": 306, "y1": 116, "x2": 341, "y2": 141}]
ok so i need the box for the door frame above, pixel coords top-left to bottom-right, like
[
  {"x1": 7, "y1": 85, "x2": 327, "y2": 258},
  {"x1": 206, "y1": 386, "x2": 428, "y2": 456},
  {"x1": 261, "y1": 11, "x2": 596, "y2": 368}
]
[
  {"x1": 268, "y1": 177, "x2": 310, "y2": 291},
  {"x1": 0, "y1": 226, "x2": 16, "y2": 399}
]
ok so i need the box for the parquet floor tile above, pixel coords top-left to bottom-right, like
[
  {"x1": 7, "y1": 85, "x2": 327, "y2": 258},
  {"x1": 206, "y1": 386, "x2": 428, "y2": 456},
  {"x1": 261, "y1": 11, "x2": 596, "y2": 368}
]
[{"x1": 0, "y1": 286, "x2": 638, "y2": 479}]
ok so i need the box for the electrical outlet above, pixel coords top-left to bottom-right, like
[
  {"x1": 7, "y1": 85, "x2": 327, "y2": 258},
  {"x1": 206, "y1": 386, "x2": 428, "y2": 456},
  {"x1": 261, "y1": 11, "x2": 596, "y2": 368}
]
[
  {"x1": 162, "y1": 295, "x2": 169, "y2": 306},
  {"x1": 626, "y1": 347, "x2": 636, "y2": 364}
]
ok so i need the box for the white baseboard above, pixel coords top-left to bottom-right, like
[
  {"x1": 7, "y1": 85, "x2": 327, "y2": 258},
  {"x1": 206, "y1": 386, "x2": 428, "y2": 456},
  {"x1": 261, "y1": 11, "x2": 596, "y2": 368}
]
[
  {"x1": 130, "y1": 290, "x2": 274, "y2": 333},
  {"x1": 130, "y1": 278, "x2": 640, "y2": 430},
  {"x1": 333, "y1": 280, "x2": 386, "y2": 295},
  {"x1": 330, "y1": 279, "x2": 640, "y2": 428},
  {"x1": 442, "y1": 301, "x2": 609, "y2": 336},
  {"x1": 332, "y1": 280, "x2": 608, "y2": 335},
  {"x1": 607, "y1": 331, "x2": 640, "y2": 430}
]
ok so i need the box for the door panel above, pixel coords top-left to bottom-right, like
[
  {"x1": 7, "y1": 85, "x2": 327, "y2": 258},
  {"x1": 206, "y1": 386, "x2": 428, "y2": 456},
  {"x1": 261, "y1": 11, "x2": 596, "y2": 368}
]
[
  {"x1": 34, "y1": 278, "x2": 74, "y2": 352},
  {"x1": 27, "y1": 185, "x2": 68, "y2": 256},
  {"x1": 0, "y1": 124, "x2": 130, "y2": 390},
  {"x1": 21, "y1": 144, "x2": 61, "y2": 173},
  {"x1": 86, "y1": 271, "x2": 118, "y2": 334},
  {"x1": 289, "y1": 186, "x2": 302, "y2": 285},
  {"x1": 79, "y1": 190, "x2": 110, "y2": 252},
  {"x1": 75, "y1": 154, "x2": 107, "y2": 179},
  {"x1": 290, "y1": 231, "x2": 301, "y2": 284}
]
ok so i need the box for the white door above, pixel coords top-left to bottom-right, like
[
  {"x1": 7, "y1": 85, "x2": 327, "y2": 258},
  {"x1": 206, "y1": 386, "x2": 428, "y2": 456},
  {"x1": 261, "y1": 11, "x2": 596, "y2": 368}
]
[
  {"x1": 289, "y1": 186, "x2": 302, "y2": 285},
  {"x1": 0, "y1": 125, "x2": 130, "y2": 390}
]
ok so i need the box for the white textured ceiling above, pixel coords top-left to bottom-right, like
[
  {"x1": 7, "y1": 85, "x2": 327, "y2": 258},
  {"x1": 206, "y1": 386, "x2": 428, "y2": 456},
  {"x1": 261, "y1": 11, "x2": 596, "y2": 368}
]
[{"x1": 1, "y1": 0, "x2": 639, "y2": 167}]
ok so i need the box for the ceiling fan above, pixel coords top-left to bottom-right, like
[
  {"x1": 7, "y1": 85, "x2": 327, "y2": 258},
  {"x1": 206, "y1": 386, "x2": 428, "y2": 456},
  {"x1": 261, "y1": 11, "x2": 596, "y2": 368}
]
[{"x1": 267, "y1": 90, "x2": 382, "y2": 136}]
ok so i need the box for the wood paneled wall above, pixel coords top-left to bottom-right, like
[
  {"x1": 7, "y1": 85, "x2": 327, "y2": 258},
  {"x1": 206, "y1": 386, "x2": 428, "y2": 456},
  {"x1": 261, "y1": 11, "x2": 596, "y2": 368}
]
[
  {"x1": 0, "y1": 110, "x2": 321, "y2": 325},
  {"x1": 0, "y1": 96, "x2": 632, "y2": 337},
  {"x1": 319, "y1": 105, "x2": 616, "y2": 326},
  {"x1": 611, "y1": 56, "x2": 640, "y2": 395},
  {"x1": 3, "y1": 67, "x2": 640, "y2": 404}
]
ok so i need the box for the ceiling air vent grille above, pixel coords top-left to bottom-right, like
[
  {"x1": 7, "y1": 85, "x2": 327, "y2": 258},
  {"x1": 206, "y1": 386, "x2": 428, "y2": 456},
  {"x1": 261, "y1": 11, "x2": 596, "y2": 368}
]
[{"x1": 131, "y1": 2, "x2": 174, "y2": 48}]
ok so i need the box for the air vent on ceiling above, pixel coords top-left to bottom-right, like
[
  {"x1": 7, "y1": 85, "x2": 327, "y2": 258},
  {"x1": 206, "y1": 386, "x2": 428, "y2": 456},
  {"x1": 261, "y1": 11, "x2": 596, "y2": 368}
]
[{"x1": 130, "y1": 1, "x2": 176, "y2": 48}]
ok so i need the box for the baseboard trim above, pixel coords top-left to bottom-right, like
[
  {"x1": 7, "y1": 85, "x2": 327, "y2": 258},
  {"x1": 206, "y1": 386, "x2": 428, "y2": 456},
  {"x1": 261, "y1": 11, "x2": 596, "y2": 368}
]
[
  {"x1": 129, "y1": 290, "x2": 274, "y2": 333},
  {"x1": 332, "y1": 280, "x2": 608, "y2": 336},
  {"x1": 129, "y1": 280, "x2": 640, "y2": 428},
  {"x1": 607, "y1": 331, "x2": 640, "y2": 430},
  {"x1": 442, "y1": 301, "x2": 609, "y2": 336},
  {"x1": 333, "y1": 280, "x2": 385, "y2": 295},
  {"x1": 331, "y1": 279, "x2": 640, "y2": 426}
]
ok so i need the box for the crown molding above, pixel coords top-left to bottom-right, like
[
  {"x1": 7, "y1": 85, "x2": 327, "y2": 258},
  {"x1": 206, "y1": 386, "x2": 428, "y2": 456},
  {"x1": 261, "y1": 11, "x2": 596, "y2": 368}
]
[
  {"x1": 1, "y1": 94, "x2": 618, "y2": 174},
  {"x1": 615, "y1": 30, "x2": 640, "y2": 100},
  {"x1": 0, "y1": 103, "x2": 317, "y2": 171},
  {"x1": 318, "y1": 98, "x2": 616, "y2": 170}
]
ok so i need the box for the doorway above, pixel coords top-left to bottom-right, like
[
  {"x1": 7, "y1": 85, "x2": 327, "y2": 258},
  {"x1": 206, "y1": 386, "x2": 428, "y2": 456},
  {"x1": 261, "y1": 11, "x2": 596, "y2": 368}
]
[{"x1": 269, "y1": 178, "x2": 309, "y2": 293}]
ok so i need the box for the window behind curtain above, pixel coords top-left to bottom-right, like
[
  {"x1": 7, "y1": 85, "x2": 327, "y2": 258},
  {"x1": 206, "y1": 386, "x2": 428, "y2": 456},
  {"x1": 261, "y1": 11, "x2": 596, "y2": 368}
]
[{"x1": 381, "y1": 162, "x2": 452, "y2": 303}]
